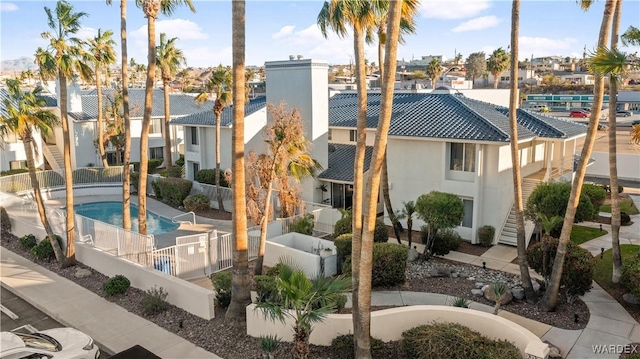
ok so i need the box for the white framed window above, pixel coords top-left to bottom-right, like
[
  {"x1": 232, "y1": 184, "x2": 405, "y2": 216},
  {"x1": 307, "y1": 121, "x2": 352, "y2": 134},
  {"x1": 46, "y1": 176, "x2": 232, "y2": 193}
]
[
  {"x1": 192, "y1": 162, "x2": 200, "y2": 177},
  {"x1": 190, "y1": 127, "x2": 199, "y2": 145},
  {"x1": 349, "y1": 130, "x2": 357, "y2": 142},
  {"x1": 449, "y1": 143, "x2": 476, "y2": 172},
  {"x1": 461, "y1": 199, "x2": 473, "y2": 228},
  {"x1": 150, "y1": 147, "x2": 164, "y2": 160},
  {"x1": 150, "y1": 118, "x2": 163, "y2": 134}
]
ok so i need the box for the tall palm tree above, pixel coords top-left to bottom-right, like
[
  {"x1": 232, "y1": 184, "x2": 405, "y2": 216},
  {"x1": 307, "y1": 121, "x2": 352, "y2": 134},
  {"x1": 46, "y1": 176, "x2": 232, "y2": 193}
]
[
  {"x1": 38, "y1": 0, "x2": 93, "y2": 266},
  {"x1": 317, "y1": 2, "x2": 377, "y2": 345},
  {"x1": 226, "y1": 0, "x2": 251, "y2": 324},
  {"x1": 355, "y1": 1, "x2": 403, "y2": 356},
  {"x1": 86, "y1": 29, "x2": 117, "y2": 168},
  {"x1": 425, "y1": 58, "x2": 443, "y2": 88},
  {"x1": 106, "y1": 0, "x2": 133, "y2": 230},
  {"x1": 507, "y1": 0, "x2": 536, "y2": 303},
  {"x1": 487, "y1": 47, "x2": 510, "y2": 89},
  {"x1": 156, "y1": 32, "x2": 186, "y2": 170},
  {"x1": 136, "y1": 0, "x2": 195, "y2": 235},
  {"x1": 195, "y1": 65, "x2": 232, "y2": 211},
  {"x1": 541, "y1": 0, "x2": 618, "y2": 312},
  {"x1": 0, "y1": 80, "x2": 64, "y2": 262}
]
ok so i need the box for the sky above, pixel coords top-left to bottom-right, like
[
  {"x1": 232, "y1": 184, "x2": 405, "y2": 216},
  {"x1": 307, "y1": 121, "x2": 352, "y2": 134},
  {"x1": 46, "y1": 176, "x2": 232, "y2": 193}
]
[{"x1": 1, "y1": 0, "x2": 639, "y2": 69}]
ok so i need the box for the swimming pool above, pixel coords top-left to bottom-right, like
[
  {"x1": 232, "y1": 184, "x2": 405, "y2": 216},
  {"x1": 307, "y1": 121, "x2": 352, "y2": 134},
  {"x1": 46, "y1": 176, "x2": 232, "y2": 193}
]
[{"x1": 73, "y1": 202, "x2": 179, "y2": 235}]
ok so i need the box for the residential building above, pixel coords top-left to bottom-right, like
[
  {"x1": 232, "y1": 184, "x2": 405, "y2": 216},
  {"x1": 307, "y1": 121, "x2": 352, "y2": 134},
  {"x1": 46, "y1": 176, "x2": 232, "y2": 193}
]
[{"x1": 487, "y1": 68, "x2": 539, "y2": 87}]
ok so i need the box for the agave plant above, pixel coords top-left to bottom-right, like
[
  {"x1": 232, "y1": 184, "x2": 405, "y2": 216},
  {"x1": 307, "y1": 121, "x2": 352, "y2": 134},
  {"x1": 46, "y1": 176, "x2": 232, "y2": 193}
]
[
  {"x1": 259, "y1": 334, "x2": 281, "y2": 359},
  {"x1": 448, "y1": 296, "x2": 471, "y2": 309},
  {"x1": 489, "y1": 283, "x2": 509, "y2": 314}
]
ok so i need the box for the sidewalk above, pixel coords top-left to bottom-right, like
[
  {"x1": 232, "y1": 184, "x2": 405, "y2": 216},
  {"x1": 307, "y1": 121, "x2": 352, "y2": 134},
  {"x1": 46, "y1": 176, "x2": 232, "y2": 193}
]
[{"x1": 0, "y1": 249, "x2": 221, "y2": 359}]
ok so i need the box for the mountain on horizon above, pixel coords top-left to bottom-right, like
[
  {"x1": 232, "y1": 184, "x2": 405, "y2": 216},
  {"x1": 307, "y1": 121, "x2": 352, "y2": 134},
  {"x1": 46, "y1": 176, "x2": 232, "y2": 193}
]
[{"x1": 1, "y1": 57, "x2": 38, "y2": 73}]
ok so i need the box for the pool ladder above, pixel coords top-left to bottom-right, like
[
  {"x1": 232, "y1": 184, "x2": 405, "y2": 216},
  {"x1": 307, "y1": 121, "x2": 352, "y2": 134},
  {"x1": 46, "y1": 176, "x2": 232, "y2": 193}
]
[{"x1": 172, "y1": 212, "x2": 196, "y2": 225}]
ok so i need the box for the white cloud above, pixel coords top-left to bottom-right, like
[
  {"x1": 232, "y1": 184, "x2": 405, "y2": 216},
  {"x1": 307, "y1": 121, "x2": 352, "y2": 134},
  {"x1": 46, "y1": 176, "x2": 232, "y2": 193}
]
[
  {"x1": 452, "y1": 16, "x2": 502, "y2": 33},
  {"x1": 272, "y1": 25, "x2": 295, "y2": 40},
  {"x1": 420, "y1": 0, "x2": 490, "y2": 20},
  {"x1": 131, "y1": 19, "x2": 208, "y2": 45},
  {"x1": 76, "y1": 27, "x2": 99, "y2": 41},
  {"x1": 185, "y1": 46, "x2": 232, "y2": 68},
  {"x1": 0, "y1": 2, "x2": 18, "y2": 12},
  {"x1": 519, "y1": 36, "x2": 578, "y2": 58}
]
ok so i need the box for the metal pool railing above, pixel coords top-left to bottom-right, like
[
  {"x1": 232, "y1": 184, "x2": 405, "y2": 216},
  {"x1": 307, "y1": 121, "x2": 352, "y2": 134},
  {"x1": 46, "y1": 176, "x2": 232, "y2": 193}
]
[{"x1": 0, "y1": 166, "x2": 125, "y2": 194}]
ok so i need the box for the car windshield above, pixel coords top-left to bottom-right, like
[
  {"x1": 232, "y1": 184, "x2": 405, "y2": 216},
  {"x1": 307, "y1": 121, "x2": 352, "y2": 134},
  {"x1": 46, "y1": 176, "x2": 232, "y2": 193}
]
[{"x1": 17, "y1": 333, "x2": 61, "y2": 352}]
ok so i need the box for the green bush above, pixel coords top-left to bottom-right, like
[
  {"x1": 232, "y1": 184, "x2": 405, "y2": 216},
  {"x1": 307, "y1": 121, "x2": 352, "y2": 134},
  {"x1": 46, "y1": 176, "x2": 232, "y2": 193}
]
[
  {"x1": 211, "y1": 272, "x2": 232, "y2": 308},
  {"x1": 374, "y1": 219, "x2": 389, "y2": 243},
  {"x1": 254, "y1": 275, "x2": 279, "y2": 303},
  {"x1": 289, "y1": 213, "x2": 315, "y2": 235},
  {"x1": 0, "y1": 168, "x2": 30, "y2": 176},
  {"x1": 165, "y1": 166, "x2": 183, "y2": 178},
  {"x1": 582, "y1": 183, "x2": 607, "y2": 211},
  {"x1": 527, "y1": 237, "x2": 595, "y2": 296},
  {"x1": 30, "y1": 236, "x2": 62, "y2": 260},
  {"x1": 334, "y1": 234, "x2": 353, "y2": 262},
  {"x1": 19, "y1": 234, "x2": 37, "y2": 249},
  {"x1": 104, "y1": 275, "x2": 131, "y2": 296},
  {"x1": 155, "y1": 178, "x2": 193, "y2": 207},
  {"x1": 420, "y1": 227, "x2": 461, "y2": 256},
  {"x1": 1, "y1": 206, "x2": 10, "y2": 234},
  {"x1": 621, "y1": 212, "x2": 631, "y2": 225},
  {"x1": 400, "y1": 322, "x2": 521, "y2": 359},
  {"x1": 131, "y1": 162, "x2": 140, "y2": 172},
  {"x1": 265, "y1": 262, "x2": 286, "y2": 277},
  {"x1": 183, "y1": 194, "x2": 210, "y2": 213},
  {"x1": 525, "y1": 181, "x2": 597, "y2": 222},
  {"x1": 343, "y1": 243, "x2": 408, "y2": 287},
  {"x1": 331, "y1": 334, "x2": 384, "y2": 359},
  {"x1": 621, "y1": 251, "x2": 640, "y2": 300},
  {"x1": 175, "y1": 155, "x2": 185, "y2": 167},
  {"x1": 477, "y1": 225, "x2": 495, "y2": 247},
  {"x1": 141, "y1": 285, "x2": 170, "y2": 316},
  {"x1": 151, "y1": 180, "x2": 163, "y2": 200},
  {"x1": 195, "y1": 169, "x2": 229, "y2": 187},
  {"x1": 130, "y1": 172, "x2": 139, "y2": 189},
  {"x1": 148, "y1": 159, "x2": 163, "y2": 173},
  {"x1": 618, "y1": 184, "x2": 624, "y2": 194},
  {"x1": 333, "y1": 215, "x2": 352, "y2": 238},
  {"x1": 333, "y1": 215, "x2": 388, "y2": 243}
]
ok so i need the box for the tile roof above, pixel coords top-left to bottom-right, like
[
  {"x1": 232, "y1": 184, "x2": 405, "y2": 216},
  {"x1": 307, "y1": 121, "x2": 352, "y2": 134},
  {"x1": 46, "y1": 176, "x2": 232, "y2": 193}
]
[
  {"x1": 68, "y1": 88, "x2": 212, "y2": 121},
  {"x1": 170, "y1": 96, "x2": 267, "y2": 126},
  {"x1": 0, "y1": 88, "x2": 58, "y2": 117},
  {"x1": 318, "y1": 143, "x2": 373, "y2": 182}
]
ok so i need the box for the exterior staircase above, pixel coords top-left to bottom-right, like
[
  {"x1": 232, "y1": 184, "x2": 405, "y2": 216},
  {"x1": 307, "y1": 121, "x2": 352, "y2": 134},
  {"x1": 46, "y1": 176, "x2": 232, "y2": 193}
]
[
  {"x1": 43, "y1": 143, "x2": 64, "y2": 171},
  {"x1": 498, "y1": 178, "x2": 539, "y2": 246}
]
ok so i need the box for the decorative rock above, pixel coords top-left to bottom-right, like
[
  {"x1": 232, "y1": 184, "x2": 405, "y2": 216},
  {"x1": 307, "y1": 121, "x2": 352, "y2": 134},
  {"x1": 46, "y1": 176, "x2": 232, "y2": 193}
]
[
  {"x1": 543, "y1": 340, "x2": 562, "y2": 358},
  {"x1": 482, "y1": 284, "x2": 490, "y2": 292},
  {"x1": 511, "y1": 287, "x2": 525, "y2": 300},
  {"x1": 407, "y1": 247, "x2": 419, "y2": 262},
  {"x1": 451, "y1": 272, "x2": 459, "y2": 278},
  {"x1": 429, "y1": 266, "x2": 453, "y2": 277},
  {"x1": 471, "y1": 289, "x2": 484, "y2": 297},
  {"x1": 467, "y1": 276, "x2": 475, "y2": 281},
  {"x1": 532, "y1": 280, "x2": 541, "y2": 293},
  {"x1": 74, "y1": 268, "x2": 92, "y2": 279},
  {"x1": 475, "y1": 282, "x2": 484, "y2": 289},
  {"x1": 483, "y1": 286, "x2": 513, "y2": 305},
  {"x1": 623, "y1": 293, "x2": 640, "y2": 305}
]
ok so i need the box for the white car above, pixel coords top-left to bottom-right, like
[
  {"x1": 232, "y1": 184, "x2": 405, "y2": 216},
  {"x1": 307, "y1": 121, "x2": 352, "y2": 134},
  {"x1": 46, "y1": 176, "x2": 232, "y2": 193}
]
[{"x1": 1, "y1": 328, "x2": 100, "y2": 359}]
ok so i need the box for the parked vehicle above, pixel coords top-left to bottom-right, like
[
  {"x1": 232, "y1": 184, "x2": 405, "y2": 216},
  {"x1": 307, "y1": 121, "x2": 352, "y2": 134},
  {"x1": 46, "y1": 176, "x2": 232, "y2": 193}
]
[
  {"x1": 1, "y1": 328, "x2": 100, "y2": 359},
  {"x1": 616, "y1": 110, "x2": 632, "y2": 117},
  {"x1": 569, "y1": 110, "x2": 590, "y2": 118},
  {"x1": 527, "y1": 105, "x2": 550, "y2": 112},
  {"x1": 632, "y1": 119, "x2": 640, "y2": 126}
]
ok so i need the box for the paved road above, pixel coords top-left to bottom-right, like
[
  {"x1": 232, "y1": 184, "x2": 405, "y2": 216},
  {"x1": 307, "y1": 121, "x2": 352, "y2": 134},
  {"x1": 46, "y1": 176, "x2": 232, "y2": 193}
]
[{"x1": 1, "y1": 288, "x2": 110, "y2": 358}]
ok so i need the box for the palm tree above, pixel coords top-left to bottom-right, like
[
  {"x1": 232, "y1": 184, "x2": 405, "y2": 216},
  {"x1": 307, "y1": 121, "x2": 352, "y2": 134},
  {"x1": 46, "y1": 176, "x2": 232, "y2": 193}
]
[
  {"x1": 195, "y1": 65, "x2": 231, "y2": 211},
  {"x1": 631, "y1": 125, "x2": 640, "y2": 144},
  {"x1": 156, "y1": 32, "x2": 186, "y2": 170},
  {"x1": 0, "y1": 80, "x2": 64, "y2": 262},
  {"x1": 487, "y1": 47, "x2": 510, "y2": 89},
  {"x1": 454, "y1": 53, "x2": 463, "y2": 65},
  {"x1": 106, "y1": 0, "x2": 133, "y2": 230},
  {"x1": 507, "y1": 0, "x2": 536, "y2": 303},
  {"x1": 425, "y1": 58, "x2": 443, "y2": 88},
  {"x1": 226, "y1": 0, "x2": 251, "y2": 324},
  {"x1": 541, "y1": 0, "x2": 618, "y2": 312},
  {"x1": 397, "y1": 200, "x2": 416, "y2": 247},
  {"x1": 38, "y1": 0, "x2": 93, "y2": 266},
  {"x1": 356, "y1": 1, "x2": 402, "y2": 357},
  {"x1": 86, "y1": 29, "x2": 117, "y2": 168},
  {"x1": 622, "y1": 25, "x2": 640, "y2": 46},
  {"x1": 136, "y1": 0, "x2": 195, "y2": 235},
  {"x1": 255, "y1": 261, "x2": 351, "y2": 359}
]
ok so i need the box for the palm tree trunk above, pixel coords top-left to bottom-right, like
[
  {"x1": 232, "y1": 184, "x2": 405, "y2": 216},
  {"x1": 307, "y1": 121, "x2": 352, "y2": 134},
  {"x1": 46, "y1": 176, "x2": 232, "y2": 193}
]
[
  {"x1": 225, "y1": 0, "x2": 251, "y2": 324},
  {"x1": 407, "y1": 218, "x2": 413, "y2": 248},
  {"x1": 163, "y1": 81, "x2": 172, "y2": 169},
  {"x1": 609, "y1": 0, "x2": 623, "y2": 283},
  {"x1": 293, "y1": 326, "x2": 309, "y2": 359},
  {"x1": 356, "y1": 3, "x2": 402, "y2": 357},
  {"x1": 254, "y1": 182, "x2": 274, "y2": 276},
  {"x1": 494, "y1": 75, "x2": 499, "y2": 89},
  {"x1": 138, "y1": 15, "x2": 156, "y2": 235},
  {"x1": 58, "y1": 73, "x2": 76, "y2": 267},
  {"x1": 23, "y1": 136, "x2": 64, "y2": 262},
  {"x1": 508, "y1": 0, "x2": 536, "y2": 303},
  {"x1": 97, "y1": 67, "x2": 109, "y2": 168},
  {"x1": 377, "y1": 38, "x2": 384, "y2": 79},
  {"x1": 215, "y1": 112, "x2": 225, "y2": 211},
  {"x1": 381, "y1": 148, "x2": 402, "y2": 244},
  {"x1": 120, "y1": 0, "x2": 132, "y2": 231},
  {"x1": 541, "y1": 0, "x2": 617, "y2": 312}
]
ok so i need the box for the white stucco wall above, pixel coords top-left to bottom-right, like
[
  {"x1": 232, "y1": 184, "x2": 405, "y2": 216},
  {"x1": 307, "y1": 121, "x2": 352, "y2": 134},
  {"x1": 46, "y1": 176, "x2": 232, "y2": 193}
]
[{"x1": 587, "y1": 152, "x2": 640, "y2": 181}]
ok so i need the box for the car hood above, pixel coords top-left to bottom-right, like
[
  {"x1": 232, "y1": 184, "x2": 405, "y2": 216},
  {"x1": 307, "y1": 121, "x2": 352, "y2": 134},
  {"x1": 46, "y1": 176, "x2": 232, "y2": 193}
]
[{"x1": 40, "y1": 328, "x2": 91, "y2": 351}]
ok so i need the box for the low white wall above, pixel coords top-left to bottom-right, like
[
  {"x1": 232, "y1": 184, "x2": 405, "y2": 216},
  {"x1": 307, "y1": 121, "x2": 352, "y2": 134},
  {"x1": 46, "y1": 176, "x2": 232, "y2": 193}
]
[
  {"x1": 39, "y1": 185, "x2": 123, "y2": 201},
  {"x1": 246, "y1": 304, "x2": 549, "y2": 359},
  {"x1": 76, "y1": 242, "x2": 216, "y2": 320},
  {"x1": 10, "y1": 216, "x2": 48, "y2": 241},
  {"x1": 264, "y1": 241, "x2": 321, "y2": 277},
  {"x1": 587, "y1": 152, "x2": 640, "y2": 181}
]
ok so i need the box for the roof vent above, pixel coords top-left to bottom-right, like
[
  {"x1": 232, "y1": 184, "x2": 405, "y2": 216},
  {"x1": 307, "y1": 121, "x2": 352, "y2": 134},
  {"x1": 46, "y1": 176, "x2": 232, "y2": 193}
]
[
  {"x1": 297, "y1": 55, "x2": 303, "y2": 60},
  {"x1": 289, "y1": 55, "x2": 295, "y2": 60},
  {"x1": 328, "y1": 144, "x2": 337, "y2": 153},
  {"x1": 431, "y1": 86, "x2": 452, "y2": 94}
]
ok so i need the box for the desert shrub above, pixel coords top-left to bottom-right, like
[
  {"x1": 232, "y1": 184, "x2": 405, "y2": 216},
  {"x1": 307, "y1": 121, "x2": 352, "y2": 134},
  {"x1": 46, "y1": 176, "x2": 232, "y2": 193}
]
[
  {"x1": 141, "y1": 285, "x2": 170, "y2": 316},
  {"x1": 151, "y1": 180, "x2": 163, "y2": 200},
  {"x1": 343, "y1": 243, "x2": 407, "y2": 287},
  {"x1": 621, "y1": 251, "x2": 640, "y2": 300},
  {"x1": 333, "y1": 215, "x2": 388, "y2": 243},
  {"x1": 289, "y1": 213, "x2": 314, "y2": 235},
  {"x1": 265, "y1": 262, "x2": 286, "y2": 277},
  {"x1": 148, "y1": 159, "x2": 163, "y2": 173},
  {"x1": 621, "y1": 212, "x2": 631, "y2": 225},
  {"x1": 400, "y1": 322, "x2": 521, "y2": 359},
  {"x1": 331, "y1": 334, "x2": 384, "y2": 359},
  {"x1": 254, "y1": 275, "x2": 279, "y2": 303},
  {"x1": 155, "y1": 178, "x2": 193, "y2": 207},
  {"x1": 175, "y1": 155, "x2": 185, "y2": 167},
  {"x1": 30, "y1": 235, "x2": 62, "y2": 260},
  {"x1": 420, "y1": 227, "x2": 461, "y2": 256},
  {"x1": 166, "y1": 166, "x2": 183, "y2": 178},
  {"x1": 1, "y1": 206, "x2": 11, "y2": 234},
  {"x1": 211, "y1": 272, "x2": 232, "y2": 308},
  {"x1": 195, "y1": 169, "x2": 229, "y2": 187},
  {"x1": 334, "y1": 234, "x2": 353, "y2": 262},
  {"x1": 0, "y1": 168, "x2": 30, "y2": 176},
  {"x1": 104, "y1": 275, "x2": 131, "y2": 296},
  {"x1": 19, "y1": 234, "x2": 37, "y2": 249},
  {"x1": 582, "y1": 183, "x2": 607, "y2": 210},
  {"x1": 527, "y1": 237, "x2": 595, "y2": 296},
  {"x1": 477, "y1": 225, "x2": 495, "y2": 247},
  {"x1": 183, "y1": 194, "x2": 211, "y2": 213}
]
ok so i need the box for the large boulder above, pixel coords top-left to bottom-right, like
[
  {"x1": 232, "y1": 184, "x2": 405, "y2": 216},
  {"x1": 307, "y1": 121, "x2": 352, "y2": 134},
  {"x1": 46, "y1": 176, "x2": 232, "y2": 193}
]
[
  {"x1": 483, "y1": 285, "x2": 513, "y2": 305},
  {"x1": 511, "y1": 286, "x2": 525, "y2": 300},
  {"x1": 429, "y1": 266, "x2": 453, "y2": 277},
  {"x1": 407, "y1": 247, "x2": 419, "y2": 262},
  {"x1": 74, "y1": 268, "x2": 92, "y2": 279}
]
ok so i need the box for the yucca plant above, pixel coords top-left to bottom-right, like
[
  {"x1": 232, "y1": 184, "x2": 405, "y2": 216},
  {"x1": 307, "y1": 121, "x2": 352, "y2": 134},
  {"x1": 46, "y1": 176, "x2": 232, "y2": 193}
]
[
  {"x1": 259, "y1": 334, "x2": 281, "y2": 359},
  {"x1": 449, "y1": 296, "x2": 471, "y2": 309},
  {"x1": 489, "y1": 283, "x2": 509, "y2": 314}
]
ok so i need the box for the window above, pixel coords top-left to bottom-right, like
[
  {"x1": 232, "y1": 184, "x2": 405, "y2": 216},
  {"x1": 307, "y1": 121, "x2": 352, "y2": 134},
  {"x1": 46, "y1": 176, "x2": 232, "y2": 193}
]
[
  {"x1": 150, "y1": 147, "x2": 164, "y2": 160},
  {"x1": 500, "y1": 76, "x2": 509, "y2": 81},
  {"x1": 192, "y1": 162, "x2": 200, "y2": 176},
  {"x1": 349, "y1": 130, "x2": 357, "y2": 142},
  {"x1": 328, "y1": 129, "x2": 332, "y2": 141},
  {"x1": 449, "y1": 143, "x2": 476, "y2": 172},
  {"x1": 10, "y1": 160, "x2": 27, "y2": 170},
  {"x1": 461, "y1": 199, "x2": 473, "y2": 228},
  {"x1": 150, "y1": 118, "x2": 163, "y2": 134},
  {"x1": 106, "y1": 152, "x2": 123, "y2": 165},
  {"x1": 190, "y1": 127, "x2": 198, "y2": 145}
]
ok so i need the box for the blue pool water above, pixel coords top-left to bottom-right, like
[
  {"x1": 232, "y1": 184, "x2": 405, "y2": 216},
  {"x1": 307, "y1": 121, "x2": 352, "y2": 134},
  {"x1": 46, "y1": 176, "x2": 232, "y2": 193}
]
[{"x1": 73, "y1": 202, "x2": 179, "y2": 235}]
